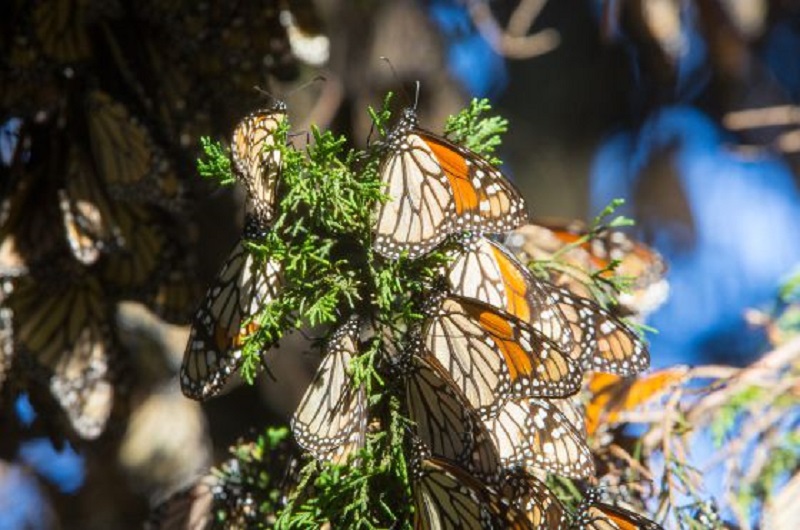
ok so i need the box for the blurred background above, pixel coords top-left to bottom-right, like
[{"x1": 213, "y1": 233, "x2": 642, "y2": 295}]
[{"x1": 1, "y1": 0, "x2": 799, "y2": 528}]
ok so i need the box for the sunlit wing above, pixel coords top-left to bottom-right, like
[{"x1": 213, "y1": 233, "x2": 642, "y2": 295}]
[
  {"x1": 181, "y1": 240, "x2": 282, "y2": 400},
  {"x1": 482, "y1": 398, "x2": 594, "y2": 479},
  {"x1": 423, "y1": 292, "x2": 581, "y2": 415},
  {"x1": 403, "y1": 352, "x2": 500, "y2": 481},
  {"x1": 7, "y1": 272, "x2": 115, "y2": 439},
  {"x1": 230, "y1": 103, "x2": 287, "y2": 227},
  {"x1": 292, "y1": 316, "x2": 367, "y2": 463},
  {"x1": 373, "y1": 108, "x2": 528, "y2": 260}
]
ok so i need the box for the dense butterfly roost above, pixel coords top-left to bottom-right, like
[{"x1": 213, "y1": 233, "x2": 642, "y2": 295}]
[
  {"x1": 0, "y1": 1, "x2": 302, "y2": 445},
  {"x1": 0, "y1": 92, "x2": 198, "y2": 441},
  {"x1": 170, "y1": 96, "x2": 665, "y2": 529}
]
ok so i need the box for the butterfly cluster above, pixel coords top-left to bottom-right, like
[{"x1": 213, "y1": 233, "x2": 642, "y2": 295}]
[
  {"x1": 506, "y1": 218, "x2": 669, "y2": 320},
  {"x1": 0, "y1": 90, "x2": 197, "y2": 440},
  {"x1": 0, "y1": 0, "x2": 300, "y2": 441},
  {"x1": 180, "y1": 104, "x2": 287, "y2": 401},
  {"x1": 172, "y1": 96, "x2": 666, "y2": 528}
]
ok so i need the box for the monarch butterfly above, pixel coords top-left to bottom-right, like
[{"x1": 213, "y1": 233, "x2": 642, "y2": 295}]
[
  {"x1": 181, "y1": 103, "x2": 288, "y2": 400},
  {"x1": 97, "y1": 200, "x2": 196, "y2": 324},
  {"x1": 230, "y1": 102, "x2": 288, "y2": 230},
  {"x1": 291, "y1": 316, "x2": 367, "y2": 463},
  {"x1": 31, "y1": 0, "x2": 94, "y2": 63},
  {"x1": 500, "y1": 470, "x2": 567, "y2": 530},
  {"x1": 181, "y1": 240, "x2": 282, "y2": 400},
  {"x1": 570, "y1": 489, "x2": 664, "y2": 530},
  {"x1": 147, "y1": 476, "x2": 217, "y2": 530},
  {"x1": 482, "y1": 398, "x2": 594, "y2": 479},
  {"x1": 147, "y1": 462, "x2": 258, "y2": 530},
  {"x1": 445, "y1": 234, "x2": 649, "y2": 378},
  {"x1": 373, "y1": 108, "x2": 528, "y2": 260},
  {"x1": 507, "y1": 220, "x2": 668, "y2": 317},
  {"x1": 445, "y1": 234, "x2": 575, "y2": 358},
  {"x1": 551, "y1": 285, "x2": 650, "y2": 377},
  {"x1": 3, "y1": 124, "x2": 105, "y2": 269},
  {"x1": 85, "y1": 90, "x2": 184, "y2": 212},
  {"x1": 58, "y1": 144, "x2": 124, "y2": 265},
  {"x1": 402, "y1": 351, "x2": 500, "y2": 480},
  {"x1": 585, "y1": 368, "x2": 689, "y2": 436},
  {"x1": 422, "y1": 290, "x2": 582, "y2": 416},
  {"x1": 99, "y1": 203, "x2": 175, "y2": 299},
  {"x1": 5, "y1": 270, "x2": 115, "y2": 439},
  {"x1": 411, "y1": 451, "x2": 533, "y2": 530}
]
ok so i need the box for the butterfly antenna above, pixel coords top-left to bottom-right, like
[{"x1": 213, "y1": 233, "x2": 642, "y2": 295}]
[
  {"x1": 286, "y1": 74, "x2": 327, "y2": 98},
  {"x1": 366, "y1": 119, "x2": 377, "y2": 146},
  {"x1": 253, "y1": 85, "x2": 280, "y2": 105},
  {"x1": 297, "y1": 326, "x2": 321, "y2": 343},
  {"x1": 253, "y1": 75, "x2": 326, "y2": 107},
  {"x1": 379, "y1": 56, "x2": 415, "y2": 109}
]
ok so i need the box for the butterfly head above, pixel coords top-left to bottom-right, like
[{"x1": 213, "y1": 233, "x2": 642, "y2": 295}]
[
  {"x1": 386, "y1": 107, "x2": 419, "y2": 143},
  {"x1": 420, "y1": 279, "x2": 448, "y2": 315},
  {"x1": 398, "y1": 107, "x2": 418, "y2": 125},
  {"x1": 242, "y1": 213, "x2": 270, "y2": 241},
  {"x1": 270, "y1": 99, "x2": 288, "y2": 114}
]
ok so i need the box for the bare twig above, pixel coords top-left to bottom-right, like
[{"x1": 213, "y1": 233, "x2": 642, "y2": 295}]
[
  {"x1": 687, "y1": 335, "x2": 800, "y2": 425},
  {"x1": 723, "y1": 105, "x2": 800, "y2": 130},
  {"x1": 506, "y1": 0, "x2": 548, "y2": 36},
  {"x1": 467, "y1": 0, "x2": 560, "y2": 59}
]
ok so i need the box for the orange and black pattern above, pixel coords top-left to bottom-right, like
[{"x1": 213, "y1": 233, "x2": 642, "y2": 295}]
[
  {"x1": 139, "y1": 92, "x2": 668, "y2": 526},
  {"x1": 507, "y1": 220, "x2": 668, "y2": 318},
  {"x1": 373, "y1": 108, "x2": 529, "y2": 260},
  {"x1": 570, "y1": 489, "x2": 665, "y2": 529},
  {"x1": 275, "y1": 105, "x2": 663, "y2": 528}
]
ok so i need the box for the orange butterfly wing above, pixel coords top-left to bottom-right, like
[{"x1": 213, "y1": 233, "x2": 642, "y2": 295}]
[
  {"x1": 423, "y1": 291, "x2": 581, "y2": 415},
  {"x1": 445, "y1": 235, "x2": 576, "y2": 363},
  {"x1": 585, "y1": 368, "x2": 688, "y2": 436},
  {"x1": 373, "y1": 109, "x2": 528, "y2": 260}
]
